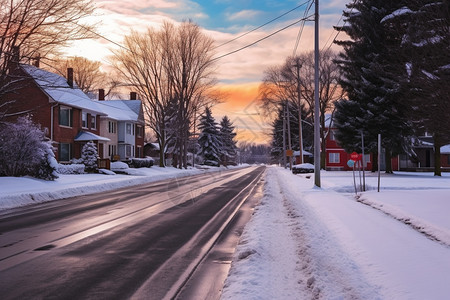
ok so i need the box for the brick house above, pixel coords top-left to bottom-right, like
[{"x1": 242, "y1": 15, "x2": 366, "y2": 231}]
[
  {"x1": 4, "y1": 63, "x2": 110, "y2": 162},
  {"x1": 4, "y1": 62, "x2": 146, "y2": 164}
]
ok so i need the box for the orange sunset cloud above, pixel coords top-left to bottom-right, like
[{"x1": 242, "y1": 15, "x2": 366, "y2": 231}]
[{"x1": 212, "y1": 82, "x2": 272, "y2": 145}]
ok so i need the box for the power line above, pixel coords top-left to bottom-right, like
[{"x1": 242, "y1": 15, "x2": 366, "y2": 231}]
[
  {"x1": 214, "y1": 0, "x2": 312, "y2": 50},
  {"x1": 292, "y1": 0, "x2": 314, "y2": 56},
  {"x1": 321, "y1": 0, "x2": 358, "y2": 53},
  {"x1": 212, "y1": 15, "x2": 314, "y2": 62}
]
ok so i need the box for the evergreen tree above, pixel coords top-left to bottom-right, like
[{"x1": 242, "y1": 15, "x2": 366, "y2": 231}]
[
  {"x1": 81, "y1": 141, "x2": 98, "y2": 173},
  {"x1": 398, "y1": 0, "x2": 450, "y2": 175},
  {"x1": 198, "y1": 107, "x2": 221, "y2": 166},
  {"x1": 269, "y1": 101, "x2": 313, "y2": 164},
  {"x1": 334, "y1": 0, "x2": 414, "y2": 172},
  {"x1": 35, "y1": 144, "x2": 59, "y2": 181},
  {"x1": 219, "y1": 116, "x2": 238, "y2": 166}
]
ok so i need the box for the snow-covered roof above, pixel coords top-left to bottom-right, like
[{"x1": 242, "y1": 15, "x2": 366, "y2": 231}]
[
  {"x1": 293, "y1": 150, "x2": 313, "y2": 156},
  {"x1": 324, "y1": 113, "x2": 333, "y2": 128},
  {"x1": 144, "y1": 142, "x2": 160, "y2": 150},
  {"x1": 74, "y1": 131, "x2": 110, "y2": 142},
  {"x1": 97, "y1": 100, "x2": 142, "y2": 122},
  {"x1": 21, "y1": 64, "x2": 106, "y2": 115},
  {"x1": 441, "y1": 145, "x2": 450, "y2": 154}
]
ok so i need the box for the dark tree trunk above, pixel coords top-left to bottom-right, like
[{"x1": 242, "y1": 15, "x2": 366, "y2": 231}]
[{"x1": 385, "y1": 149, "x2": 393, "y2": 174}]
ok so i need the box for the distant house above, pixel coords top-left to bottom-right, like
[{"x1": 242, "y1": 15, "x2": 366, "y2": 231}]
[
  {"x1": 4, "y1": 64, "x2": 110, "y2": 162},
  {"x1": 293, "y1": 150, "x2": 313, "y2": 164},
  {"x1": 398, "y1": 134, "x2": 450, "y2": 171},
  {"x1": 144, "y1": 143, "x2": 161, "y2": 158},
  {"x1": 324, "y1": 114, "x2": 399, "y2": 171},
  {"x1": 96, "y1": 90, "x2": 145, "y2": 161},
  {"x1": 324, "y1": 115, "x2": 449, "y2": 172}
]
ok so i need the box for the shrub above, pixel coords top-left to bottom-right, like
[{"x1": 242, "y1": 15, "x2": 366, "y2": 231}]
[
  {"x1": 130, "y1": 158, "x2": 154, "y2": 168},
  {"x1": 57, "y1": 163, "x2": 85, "y2": 174},
  {"x1": 81, "y1": 141, "x2": 98, "y2": 173},
  {"x1": 0, "y1": 116, "x2": 58, "y2": 180}
]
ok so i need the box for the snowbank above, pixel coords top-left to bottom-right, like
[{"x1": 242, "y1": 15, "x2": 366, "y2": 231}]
[{"x1": 222, "y1": 168, "x2": 450, "y2": 300}]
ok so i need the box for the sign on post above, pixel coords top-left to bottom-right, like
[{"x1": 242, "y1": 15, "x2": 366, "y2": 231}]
[{"x1": 350, "y1": 152, "x2": 361, "y2": 161}]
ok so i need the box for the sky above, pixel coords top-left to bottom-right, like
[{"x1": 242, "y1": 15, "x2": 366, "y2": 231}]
[{"x1": 67, "y1": 0, "x2": 350, "y2": 144}]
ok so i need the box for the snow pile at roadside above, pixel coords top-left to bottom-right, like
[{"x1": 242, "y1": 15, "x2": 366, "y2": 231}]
[
  {"x1": 221, "y1": 168, "x2": 310, "y2": 299},
  {"x1": 222, "y1": 167, "x2": 450, "y2": 300},
  {"x1": 0, "y1": 165, "x2": 247, "y2": 211}
]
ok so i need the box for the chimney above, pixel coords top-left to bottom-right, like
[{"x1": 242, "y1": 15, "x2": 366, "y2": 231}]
[
  {"x1": 34, "y1": 55, "x2": 40, "y2": 68},
  {"x1": 130, "y1": 92, "x2": 137, "y2": 100},
  {"x1": 67, "y1": 68, "x2": 74, "y2": 88},
  {"x1": 11, "y1": 46, "x2": 20, "y2": 62},
  {"x1": 98, "y1": 89, "x2": 105, "y2": 101}
]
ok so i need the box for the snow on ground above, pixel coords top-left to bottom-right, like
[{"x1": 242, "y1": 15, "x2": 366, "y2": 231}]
[
  {"x1": 0, "y1": 165, "x2": 246, "y2": 211},
  {"x1": 222, "y1": 167, "x2": 450, "y2": 300},
  {"x1": 2, "y1": 164, "x2": 450, "y2": 299}
]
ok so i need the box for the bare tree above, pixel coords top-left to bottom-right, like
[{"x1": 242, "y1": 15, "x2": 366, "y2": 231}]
[
  {"x1": 112, "y1": 21, "x2": 218, "y2": 168},
  {"x1": 49, "y1": 56, "x2": 102, "y2": 93},
  {"x1": 259, "y1": 50, "x2": 343, "y2": 168},
  {"x1": 166, "y1": 21, "x2": 217, "y2": 168},
  {"x1": 0, "y1": 0, "x2": 96, "y2": 119}
]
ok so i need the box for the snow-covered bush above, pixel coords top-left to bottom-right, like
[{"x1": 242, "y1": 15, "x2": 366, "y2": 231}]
[
  {"x1": 70, "y1": 158, "x2": 84, "y2": 164},
  {"x1": 56, "y1": 163, "x2": 85, "y2": 174},
  {"x1": 111, "y1": 161, "x2": 129, "y2": 171},
  {"x1": 0, "y1": 116, "x2": 58, "y2": 180},
  {"x1": 35, "y1": 143, "x2": 59, "y2": 180},
  {"x1": 81, "y1": 141, "x2": 98, "y2": 173},
  {"x1": 130, "y1": 158, "x2": 154, "y2": 168}
]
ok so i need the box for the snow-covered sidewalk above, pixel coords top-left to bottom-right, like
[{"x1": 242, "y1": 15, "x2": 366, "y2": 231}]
[{"x1": 222, "y1": 167, "x2": 450, "y2": 300}]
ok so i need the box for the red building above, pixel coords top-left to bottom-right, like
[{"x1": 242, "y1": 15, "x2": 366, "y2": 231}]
[{"x1": 324, "y1": 115, "x2": 399, "y2": 171}]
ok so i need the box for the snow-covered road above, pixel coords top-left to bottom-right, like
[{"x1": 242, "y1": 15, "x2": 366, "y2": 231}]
[{"x1": 222, "y1": 167, "x2": 450, "y2": 299}]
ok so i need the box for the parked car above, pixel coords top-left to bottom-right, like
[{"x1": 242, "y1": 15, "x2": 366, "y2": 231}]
[{"x1": 292, "y1": 163, "x2": 315, "y2": 174}]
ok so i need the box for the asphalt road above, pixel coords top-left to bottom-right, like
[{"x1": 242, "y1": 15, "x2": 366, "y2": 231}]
[{"x1": 0, "y1": 166, "x2": 265, "y2": 300}]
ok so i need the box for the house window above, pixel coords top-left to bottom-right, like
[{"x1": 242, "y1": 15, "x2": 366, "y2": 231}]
[
  {"x1": 108, "y1": 144, "x2": 117, "y2": 157},
  {"x1": 329, "y1": 152, "x2": 340, "y2": 163},
  {"x1": 136, "y1": 145, "x2": 142, "y2": 158},
  {"x1": 447, "y1": 155, "x2": 450, "y2": 165},
  {"x1": 91, "y1": 115, "x2": 96, "y2": 129},
  {"x1": 59, "y1": 143, "x2": 72, "y2": 161},
  {"x1": 82, "y1": 112, "x2": 87, "y2": 128},
  {"x1": 126, "y1": 145, "x2": 132, "y2": 157},
  {"x1": 364, "y1": 154, "x2": 371, "y2": 162},
  {"x1": 59, "y1": 107, "x2": 72, "y2": 127},
  {"x1": 108, "y1": 121, "x2": 116, "y2": 134},
  {"x1": 136, "y1": 125, "x2": 143, "y2": 138},
  {"x1": 126, "y1": 123, "x2": 132, "y2": 135}
]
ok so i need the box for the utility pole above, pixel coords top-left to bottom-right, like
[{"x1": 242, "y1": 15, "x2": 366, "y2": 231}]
[
  {"x1": 314, "y1": 0, "x2": 321, "y2": 187},
  {"x1": 282, "y1": 101, "x2": 287, "y2": 168},
  {"x1": 294, "y1": 59, "x2": 304, "y2": 164},
  {"x1": 286, "y1": 100, "x2": 293, "y2": 170}
]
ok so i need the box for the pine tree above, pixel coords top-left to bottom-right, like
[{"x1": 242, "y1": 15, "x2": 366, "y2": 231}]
[
  {"x1": 219, "y1": 116, "x2": 238, "y2": 166},
  {"x1": 81, "y1": 141, "x2": 98, "y2": 173},
  {"x1": 398, "y1": 0, "x2": 450, "y2": 175},
  {"x1": 198, "y1": 107, "x2": 221, "y2": 166},
  {"x1": 35, "y1": 143, "x2": 59, "y2": 181},
  {"x1": 334, "y1": 0, "x2": 414, "y2": 172}
]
